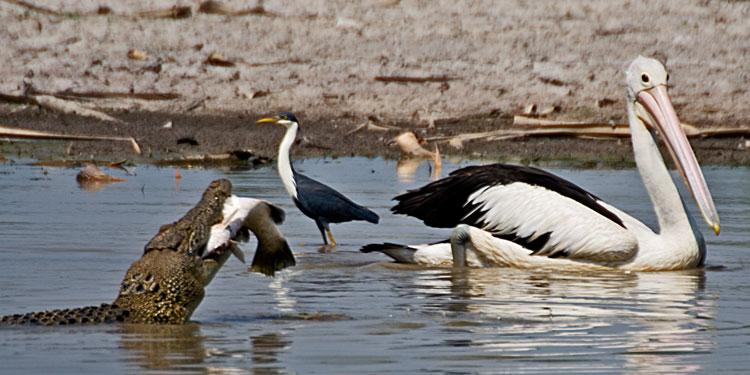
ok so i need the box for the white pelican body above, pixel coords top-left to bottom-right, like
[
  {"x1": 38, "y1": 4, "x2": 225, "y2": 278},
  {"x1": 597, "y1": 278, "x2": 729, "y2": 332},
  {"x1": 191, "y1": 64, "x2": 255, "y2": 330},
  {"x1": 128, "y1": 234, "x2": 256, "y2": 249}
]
[{"x1": 364, "y1": 57, "x2": 719, "y2": 272}]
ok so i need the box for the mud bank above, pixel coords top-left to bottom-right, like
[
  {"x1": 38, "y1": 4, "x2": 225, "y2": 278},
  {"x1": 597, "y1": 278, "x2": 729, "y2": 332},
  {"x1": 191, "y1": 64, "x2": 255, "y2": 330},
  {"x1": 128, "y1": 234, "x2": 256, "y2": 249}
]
[{"x1": 0, "y1": 108, "x2": 747, "y2": 167}]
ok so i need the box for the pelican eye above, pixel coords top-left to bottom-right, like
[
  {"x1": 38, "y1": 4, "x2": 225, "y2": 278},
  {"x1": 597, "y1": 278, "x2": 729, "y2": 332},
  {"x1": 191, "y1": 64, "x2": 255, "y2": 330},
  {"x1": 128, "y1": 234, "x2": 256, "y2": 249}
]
[{"x1": 640, "y1": 73, "x2": 650, "y2": 84}]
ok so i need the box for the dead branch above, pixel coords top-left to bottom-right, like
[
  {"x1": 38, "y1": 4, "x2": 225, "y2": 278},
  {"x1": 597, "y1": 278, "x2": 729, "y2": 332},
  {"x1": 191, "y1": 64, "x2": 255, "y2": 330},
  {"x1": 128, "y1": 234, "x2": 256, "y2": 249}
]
[
  {"x1": 513, "y1": 115, "x2": 603, "y2": 127},
  {"x1": 198, "y1": 0, "x2": 275, "y2": 16},
  {"x1": 374, "y1": 75, "x2": 457, "y2": 83},
  {"x1": 33, "y1": 95, "x2": 123, "y2": 123},
  {"x1": 0, "y1": 92, "x2": 35, "y2": 105},
  {"x1": 1, "y1": 0, "x2": 63, "y2": 15},
  {"x1": 2, "y1": 0, "x2": 192, "y2": 19},
  {"x1": 513, "y1": 115, "x2": 750, "y2": 138},
  {"x1": 36, "y1": 90, "x2": 180, "y2": 101},
  {"x1": 245, "y1": 59, "x2": 311, "y2": 67},
  {"x1": 136, "y1": 5, "x2": 191, "y2": 19},
  {"x1": 0, "y1": 125, "x2": 141, "y2": 154}
]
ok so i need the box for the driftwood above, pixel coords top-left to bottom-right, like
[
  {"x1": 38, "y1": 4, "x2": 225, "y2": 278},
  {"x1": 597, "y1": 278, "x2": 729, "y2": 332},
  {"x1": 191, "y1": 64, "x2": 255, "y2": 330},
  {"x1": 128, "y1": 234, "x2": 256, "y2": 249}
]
[
  {"x1": 1, "y1": 90, "x2": 177, "y2": 121},
  {"x1": 513, "y1": 115, "x2": 750, "y2": 138},
  {"x1": 33, "y1": 95, "x2": 122, "y2": 123},
  {"x1": 0, "y1": 125, "x2": 142, "y2": 154},
  {"x1": 431, "y1": 116, "x2": 750, "y2": 148},
  {"x1": 0, "y1": 92, "x2": 122, "y2": 122}
]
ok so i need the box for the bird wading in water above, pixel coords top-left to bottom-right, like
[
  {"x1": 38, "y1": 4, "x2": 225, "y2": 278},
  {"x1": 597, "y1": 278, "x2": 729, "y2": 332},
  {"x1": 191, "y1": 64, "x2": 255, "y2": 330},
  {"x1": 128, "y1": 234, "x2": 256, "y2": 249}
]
[{"x1": 257, "y1": 112, "x2": 379, "y2": 250}]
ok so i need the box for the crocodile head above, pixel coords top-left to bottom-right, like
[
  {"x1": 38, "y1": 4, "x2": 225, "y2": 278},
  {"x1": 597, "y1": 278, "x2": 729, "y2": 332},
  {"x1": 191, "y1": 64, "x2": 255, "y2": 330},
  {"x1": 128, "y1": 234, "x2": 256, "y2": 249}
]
[{"x1": 113, "y1": 179, "x2": 236, "y2": 324}]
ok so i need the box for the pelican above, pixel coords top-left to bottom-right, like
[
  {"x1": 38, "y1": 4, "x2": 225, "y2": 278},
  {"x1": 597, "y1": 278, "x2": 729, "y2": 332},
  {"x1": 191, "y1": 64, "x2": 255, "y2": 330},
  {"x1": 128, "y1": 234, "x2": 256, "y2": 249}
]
[
  {"x1": 257, "y1": 112, "x2": 379, "y2": 249},
  {"x1": 362, "y1": 56, "x2": 720, "y2": 271}
]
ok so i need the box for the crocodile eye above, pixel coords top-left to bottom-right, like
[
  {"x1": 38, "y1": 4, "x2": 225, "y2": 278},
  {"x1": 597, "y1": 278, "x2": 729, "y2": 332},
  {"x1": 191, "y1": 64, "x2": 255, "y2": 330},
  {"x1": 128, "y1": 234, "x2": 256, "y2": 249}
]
[
  {"x1": 666, "y1": 73, "x2": 670, "y2": 82},
  {"x1": 641, "y1": 73, "x2": 650, "y2": 84}
]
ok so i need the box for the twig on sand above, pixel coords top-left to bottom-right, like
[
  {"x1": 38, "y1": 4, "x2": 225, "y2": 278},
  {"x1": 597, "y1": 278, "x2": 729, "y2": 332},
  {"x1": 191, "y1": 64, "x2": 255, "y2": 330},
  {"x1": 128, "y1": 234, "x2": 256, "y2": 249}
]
[
  {"x1": 2, "y1": 0, "x2": 191, "y2": 19},
  {"x1": 184, "y1": 98, "x2": 206, "y2": 112},
  {"x1": 0, "y1": 125, "x2": 142, "y2": 154},
  {"x1": 374, "y1": 75, "x2": 458, "y2": 84},
  {"x1": 205, "y1": 52, "x2": 236, "y2": 67},
  {"x1": 136, "y1": 5, "x2": 192, "y2": 19},
  {"x1": 1, "y1": 0, "x2": 64, "y2": 15},
  {"x1": 197, "y1": 0, "x2": 276, "y2": 16},
  {"x1": 245, "y1": 58, "x2": 311, "y2": 67},
  {"x1": 346, "y1": 120, "x2": 399, "y2": 135},
  {"x1": 43, "y1": 90, "x2": 180, "y2": 101}
]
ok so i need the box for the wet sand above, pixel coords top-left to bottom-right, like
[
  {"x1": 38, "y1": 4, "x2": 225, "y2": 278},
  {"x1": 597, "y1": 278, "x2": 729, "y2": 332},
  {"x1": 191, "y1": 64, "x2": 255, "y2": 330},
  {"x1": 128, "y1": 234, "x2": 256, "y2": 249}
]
[{"x1": 0, "y1": 1, "x2": 748, "y2": 165}]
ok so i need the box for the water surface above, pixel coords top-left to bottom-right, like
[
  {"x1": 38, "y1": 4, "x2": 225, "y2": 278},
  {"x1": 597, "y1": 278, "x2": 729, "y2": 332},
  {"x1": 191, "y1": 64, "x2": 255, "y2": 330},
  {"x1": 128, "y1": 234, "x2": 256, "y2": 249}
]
[{"x1": 0, "y1": 158, "x2": 748, "y2": 374}]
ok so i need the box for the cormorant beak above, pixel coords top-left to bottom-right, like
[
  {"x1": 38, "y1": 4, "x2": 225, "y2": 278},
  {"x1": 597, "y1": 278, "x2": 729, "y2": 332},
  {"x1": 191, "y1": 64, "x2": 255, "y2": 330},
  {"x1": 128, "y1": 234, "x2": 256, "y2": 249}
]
[
  {"x1": 636, "y1": 85, "x2": 720, "y2": 235},
  {"x1": 256, "y1": 116, "x2": 280, "y2": 125}
]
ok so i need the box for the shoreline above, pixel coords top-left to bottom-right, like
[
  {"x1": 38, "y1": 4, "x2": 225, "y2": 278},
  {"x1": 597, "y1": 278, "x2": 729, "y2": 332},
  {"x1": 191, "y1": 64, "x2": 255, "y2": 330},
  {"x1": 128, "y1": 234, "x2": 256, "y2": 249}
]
[{"x1": 1, "y1": 107, "x2": 748, "y2": 168}]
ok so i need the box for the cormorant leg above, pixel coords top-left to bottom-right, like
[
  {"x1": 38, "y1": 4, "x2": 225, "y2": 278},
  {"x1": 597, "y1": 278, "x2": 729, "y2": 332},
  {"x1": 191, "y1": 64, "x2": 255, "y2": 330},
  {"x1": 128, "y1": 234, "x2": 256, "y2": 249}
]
[
  {"x1": 315, "y1": 220, "x2": 328, "y2": 245},
  {"x1": 315, "y1": 221, "x2": 336, "y2": 252},
  {"x1": 325, "y1": 228, "x2": 337, "y2": 247}
]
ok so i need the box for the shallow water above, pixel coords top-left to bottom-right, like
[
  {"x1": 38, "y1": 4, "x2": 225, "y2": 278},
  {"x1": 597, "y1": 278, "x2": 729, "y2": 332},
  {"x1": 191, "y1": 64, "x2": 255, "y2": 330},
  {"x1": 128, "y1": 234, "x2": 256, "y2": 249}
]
[{"x1": 0, "y1": 158, "x2": 748, "y2": 374}]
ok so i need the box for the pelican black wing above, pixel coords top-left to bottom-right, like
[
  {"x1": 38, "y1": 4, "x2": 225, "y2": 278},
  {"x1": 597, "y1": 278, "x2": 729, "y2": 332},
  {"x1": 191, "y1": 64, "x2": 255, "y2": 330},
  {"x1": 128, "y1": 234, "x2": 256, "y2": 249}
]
[{"x1": 392, "y1": 164, "x2": 624, "y2": 228}]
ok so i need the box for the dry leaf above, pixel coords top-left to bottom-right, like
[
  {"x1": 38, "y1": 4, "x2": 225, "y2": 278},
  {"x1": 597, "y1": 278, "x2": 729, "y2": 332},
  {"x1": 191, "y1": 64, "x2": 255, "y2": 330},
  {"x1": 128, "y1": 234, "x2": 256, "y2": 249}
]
[
  {"x1": 522, "y1": 103, "x2": 537, "y2": 115},
  {"x1": 206, "y1": 52, "x2": 236, "y2": 67},
  {"x1": 127, "y1": 49, "x2": 148, "y2": 60}
]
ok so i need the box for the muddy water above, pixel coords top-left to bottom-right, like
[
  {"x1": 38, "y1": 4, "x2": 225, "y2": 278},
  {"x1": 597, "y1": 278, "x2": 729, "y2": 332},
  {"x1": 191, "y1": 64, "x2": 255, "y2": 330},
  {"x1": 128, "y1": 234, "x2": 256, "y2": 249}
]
[{"x1": 0, "y1": 158, "x2": 748, "y2": 374}]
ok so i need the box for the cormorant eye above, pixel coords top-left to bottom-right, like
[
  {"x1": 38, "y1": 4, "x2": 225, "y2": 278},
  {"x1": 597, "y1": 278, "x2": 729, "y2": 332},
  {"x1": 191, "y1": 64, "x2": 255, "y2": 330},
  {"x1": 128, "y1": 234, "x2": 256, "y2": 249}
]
[{"x1": 641, "y1": 73, "x2": 650, "y2": 84}]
